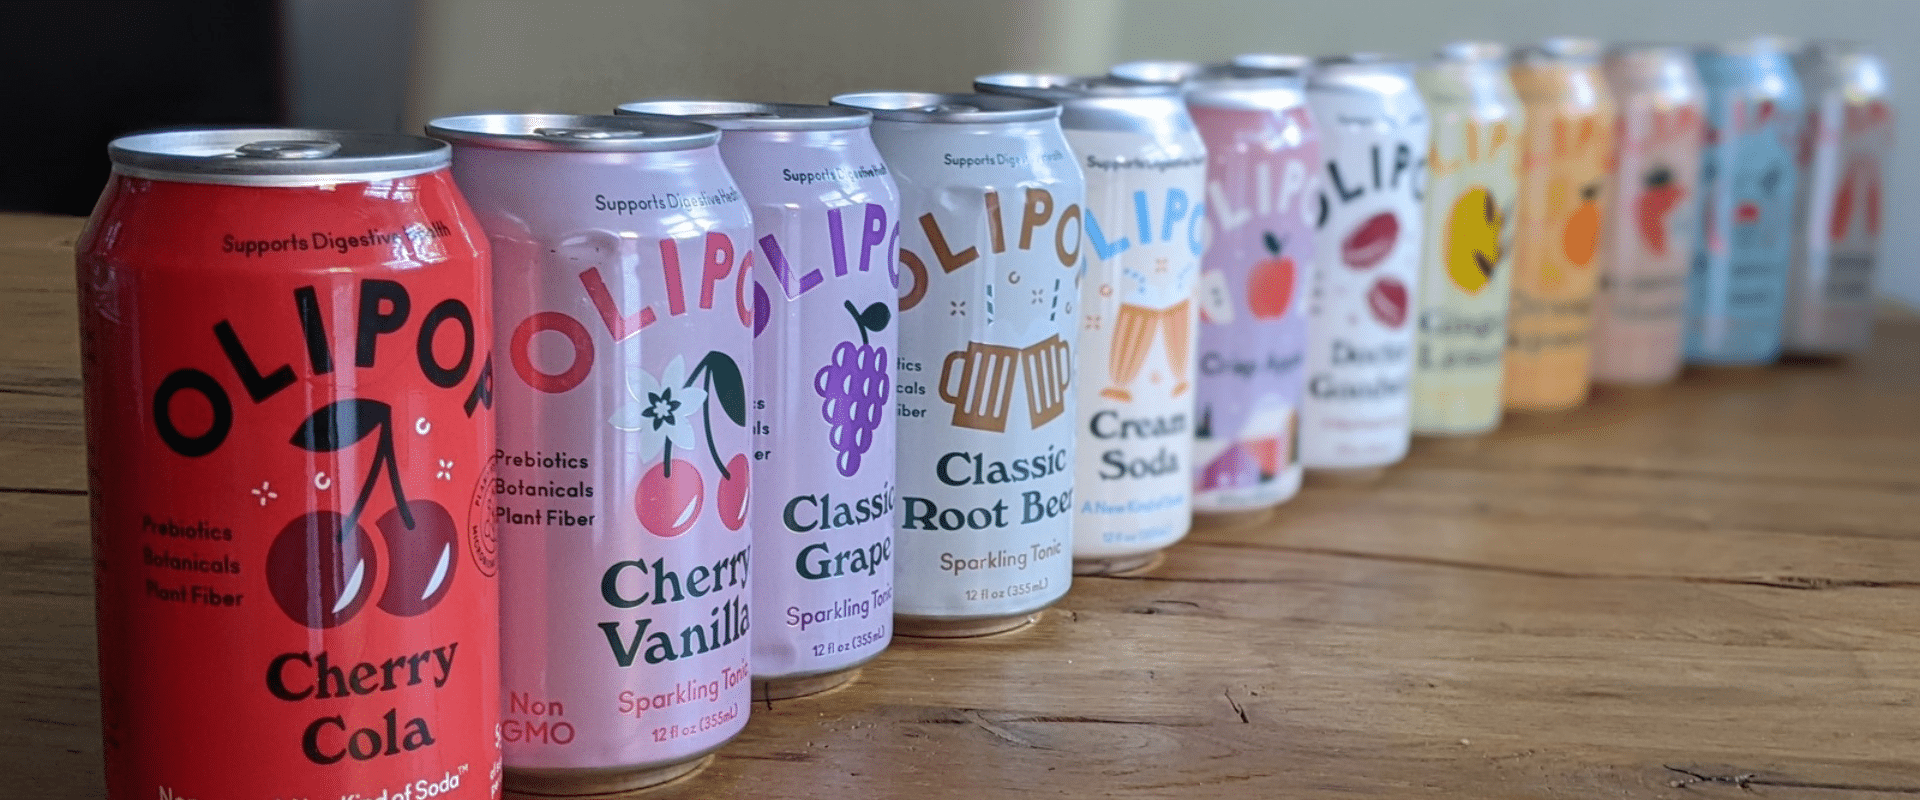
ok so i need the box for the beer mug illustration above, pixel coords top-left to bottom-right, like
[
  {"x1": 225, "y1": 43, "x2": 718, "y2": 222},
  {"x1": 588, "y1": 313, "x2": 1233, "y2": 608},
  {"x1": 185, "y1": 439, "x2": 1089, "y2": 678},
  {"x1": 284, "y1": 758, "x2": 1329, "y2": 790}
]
[
  {"x1": 939, "y1": 341, "x2": 1022, "y2": 432},
  {"x1": 1018, "y1": 334, "x2": 1073, "y2": 428},
  {"x1": 1104, "y1": 300, "x2": 1194, "y2": 401}
]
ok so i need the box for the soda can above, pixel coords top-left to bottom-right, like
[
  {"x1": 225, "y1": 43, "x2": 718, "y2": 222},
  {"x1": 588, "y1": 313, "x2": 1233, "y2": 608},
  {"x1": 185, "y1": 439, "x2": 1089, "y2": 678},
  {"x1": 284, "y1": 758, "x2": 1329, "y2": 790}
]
[
  {"x1": 973, "y1": 73, "x2": 1207, "y2": 575},
  {"x1": 1689, "y1": 37, "x2": 1805, "y2": 364},
  {"x1": 1109, "y1": 60, "x2": 1321, "y2": 517},
  {"x1": 77, "y1": 129, "x2": 498, "y2": 798},
  {"x1": 1301, "y1": 55, "x2": 1431, "y2": 474},
  {"x1": 616, "y1": 100, "x2": 901, "y2": 700},
  {"x1": 1787, "y1": 41, "x2": 1893, "y2": 355},
  {"x1": 830, "y1": 92, "x2": 1084, "y2": 636},
  {"x1": 1593, "y1": 45, "x2": 1708, "y2": 385},
  {"x1": 428, "y1": 114, "x2": 754, "y2": 794},
  {"x1": 1506, "y1": 38, "x2": 1616, "y2": 409},
  {"x1": 1411, "y1": 42, "x2": 1524, "y2": 435}
]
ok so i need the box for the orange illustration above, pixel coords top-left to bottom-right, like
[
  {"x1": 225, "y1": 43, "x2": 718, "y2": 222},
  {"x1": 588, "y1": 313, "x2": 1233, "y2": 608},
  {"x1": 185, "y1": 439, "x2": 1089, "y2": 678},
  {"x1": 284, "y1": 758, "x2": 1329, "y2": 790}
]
[{"x1": 1562, "y1": 182, "x2": 1602, "y2": 266}]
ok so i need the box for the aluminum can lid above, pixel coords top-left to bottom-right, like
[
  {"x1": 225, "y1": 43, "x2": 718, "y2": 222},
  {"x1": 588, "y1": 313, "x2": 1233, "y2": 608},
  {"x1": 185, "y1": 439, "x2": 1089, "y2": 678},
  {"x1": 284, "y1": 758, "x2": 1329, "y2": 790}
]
[
  {"x1": 108, "y1": 127, "x2": 450, "y2": 185},
  {"x1": 425, "y1": 113, "x2": 719, "y2": 152}
]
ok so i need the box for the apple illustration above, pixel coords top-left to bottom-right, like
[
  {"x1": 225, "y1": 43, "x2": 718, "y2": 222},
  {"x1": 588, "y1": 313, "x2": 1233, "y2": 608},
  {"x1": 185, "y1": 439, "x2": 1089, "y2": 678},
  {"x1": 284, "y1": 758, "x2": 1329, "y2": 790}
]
[
  {"x1": 1366, "y1": 276, "x2": 1409, "y2": 329},
  {"x1": 1342, "y1": 212, "x2": 1399, "y2": 269},
  {"x1": 637, "y1": 458, "x2": 704, "y2": 538},
  {"x1": 1246, "y1": 232, "x2": 1296, "y2": 319},
  {"x1": 1196, "y1": 269, "x2": 1234, "y2": 324},
  {"x1": 268, "y1": 510, "x2": 378, "y2": 629},
  {"x1": 1735, "y1": 200, "x2": 1760, "y2": 225},
  {"x1": 376, "y1": 499, "x2": 458, "y2": 617}
]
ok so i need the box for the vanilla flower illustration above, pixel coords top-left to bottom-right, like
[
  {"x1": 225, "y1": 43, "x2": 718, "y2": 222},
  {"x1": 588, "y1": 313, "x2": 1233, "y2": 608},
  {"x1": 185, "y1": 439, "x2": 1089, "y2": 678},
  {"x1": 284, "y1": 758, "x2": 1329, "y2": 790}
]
[{"x1": 609, "y1": 356, "x2": 706, "y2": 462}]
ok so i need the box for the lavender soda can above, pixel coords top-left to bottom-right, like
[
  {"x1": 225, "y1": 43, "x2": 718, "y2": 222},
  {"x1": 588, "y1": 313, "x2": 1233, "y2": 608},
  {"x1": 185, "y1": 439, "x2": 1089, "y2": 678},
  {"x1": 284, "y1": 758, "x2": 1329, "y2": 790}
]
[
  {"x1": 1689, "y1": 38, "x2": 1805, "y2": 364},
  {"x1": 617, "y1": 101, "x2": 900, "y2": 699},
  {"x1": 1301, "y1": 55, "x2": 1430, "y2": 476},
  {"x1": 1110, "y1": 59, "x2": 1321, "y2": 518},
  {"x1": 428, "y1": 114, "x2": 755, "y2": 794},
  {"x1": 1411, "y1": 42, "x2": 1524, "y2": 435},
  {"x1": 1594, "y1": 45, "x2": 1707, "y2": 385},
  {"x1": 974, "y1": 73, "x2": 1207, "y2": 575},
  {"x1": 830, "y1": 92, "x2": 1083, "y2": 637},
  {"x1": 1787, "y1": 41, "x2": 1894, "y2": 355}
]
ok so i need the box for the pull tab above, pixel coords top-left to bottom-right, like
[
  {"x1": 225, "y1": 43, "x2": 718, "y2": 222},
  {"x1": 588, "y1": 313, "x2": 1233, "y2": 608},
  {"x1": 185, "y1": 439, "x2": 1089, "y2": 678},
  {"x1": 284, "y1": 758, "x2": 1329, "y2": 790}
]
[
  {"x1": 925, "y1": 103, "x2": 979, "y2": 114},
  {"x1": 235, "y1": 140, "x2": 341, "y2": 159},
  {"x1": 533, "y1": 127, "x2": 648, "y2": 140}
]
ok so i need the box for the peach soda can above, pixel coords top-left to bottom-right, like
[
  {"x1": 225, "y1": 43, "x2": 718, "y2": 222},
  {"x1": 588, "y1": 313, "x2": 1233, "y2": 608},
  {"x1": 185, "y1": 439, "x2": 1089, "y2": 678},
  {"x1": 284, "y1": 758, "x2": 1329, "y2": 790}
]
[
  {"x1": 1592, "y1": 45, "x2": 1707, "y2": 385},
  {"x1": 1411, "y1": 42, "x2": 1524, "y2": 435},
  {"x1": 1506, "y1": 39, "x2": 1616, "y2": 411},
  {"x1": 428, "y1": 114, "x2": 755, "y2": 795}
]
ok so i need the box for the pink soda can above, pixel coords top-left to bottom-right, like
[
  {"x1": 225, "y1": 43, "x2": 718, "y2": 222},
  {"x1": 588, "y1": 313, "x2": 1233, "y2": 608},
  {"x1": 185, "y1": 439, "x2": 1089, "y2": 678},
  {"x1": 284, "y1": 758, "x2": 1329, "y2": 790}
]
[
  {"x1": 428, "y1": 114, "x2": 756, "y2": 795},
  {"x1": 1594, "y1": 44, "x2": 1707, "y2": 385},
  {"x1": 1110, "y1": 59, "x2": 1321, "y2": 517},
  {"x1": 618, "y1": 100, "x2": 901, "y2": 700},
  {"x1": 1787, "y1": 41, "x2": 1894, "y2": 355}
]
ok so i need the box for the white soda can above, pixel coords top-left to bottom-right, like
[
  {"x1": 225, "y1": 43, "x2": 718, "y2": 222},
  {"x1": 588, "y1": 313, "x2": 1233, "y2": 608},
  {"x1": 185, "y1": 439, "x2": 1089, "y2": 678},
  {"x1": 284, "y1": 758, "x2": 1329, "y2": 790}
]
[
  {"x1": 429, "y1": 114, "x2": 755, "y2": 795},
  {"x1": 617, "y1": 101, "x2": 901, "y2": 700},
  {"x1": 832, "y1": 92, "x2": 1084, "y2": 637},
  {"x1": 1788, "y1": 41, "x2": 1895, "y2": 355},
  {"x1": 975, "y1": 73, "x2": 1207, "y2": 575},
  {"x1": 1302, "y1": 56, "x2": 1431, "y2": 474}
]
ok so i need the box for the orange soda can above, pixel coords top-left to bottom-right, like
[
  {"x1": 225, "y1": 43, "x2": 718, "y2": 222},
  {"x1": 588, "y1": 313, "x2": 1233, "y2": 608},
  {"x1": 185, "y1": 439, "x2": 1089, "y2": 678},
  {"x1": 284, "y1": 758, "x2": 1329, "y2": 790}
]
[{"x1": 1506, "y1": 38, "x2": 1616, "y2": 410}]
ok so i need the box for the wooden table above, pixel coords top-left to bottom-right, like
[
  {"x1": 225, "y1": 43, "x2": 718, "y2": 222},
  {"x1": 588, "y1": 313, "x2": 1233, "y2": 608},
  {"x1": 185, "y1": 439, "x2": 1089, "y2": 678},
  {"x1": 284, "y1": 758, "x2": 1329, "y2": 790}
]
[{"x1": 4, "y1": 211, "x2": 1918, "y2": 798}]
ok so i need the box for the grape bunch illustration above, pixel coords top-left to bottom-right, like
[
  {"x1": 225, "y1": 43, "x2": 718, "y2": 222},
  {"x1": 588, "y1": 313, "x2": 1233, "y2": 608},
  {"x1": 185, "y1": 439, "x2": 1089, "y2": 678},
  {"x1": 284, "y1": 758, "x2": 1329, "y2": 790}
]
[{"x1": 815, "y1": 301, "x2": 892, "y2": 477}]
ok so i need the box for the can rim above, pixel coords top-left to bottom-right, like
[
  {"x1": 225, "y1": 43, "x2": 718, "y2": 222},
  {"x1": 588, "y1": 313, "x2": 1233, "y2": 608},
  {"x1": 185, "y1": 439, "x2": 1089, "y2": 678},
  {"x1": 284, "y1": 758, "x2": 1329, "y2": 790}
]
[
  {"x1": 426, "y1": 113, "x2": 720, "y2": 151},
  {"x1": 1229, "y1": 53, "x2": 1314, "y2": 76},
  {"x1": 973, "y1": 72, "x2": 1180, "y2": 100},
  {"x1": 1108, "y1": 59, "x2": 1212, "y2": 85},
  {"x1": 1705, "y1": 35, "x2": 1800, "y2": 57},
  {"x1": 614, "y1": 100, "x2": 872, "y2": 131},
  {"x1": 1521, "y1": 37, "x2": 1606, "y2": 63},
  {"x1": 1314, "y1": 52, "x2": 1417, "y2": 73},
  {"x1": 1435, "y1": 41, "x2": 1511, "y2": 64},
  {"x1": 830, "y1": 92, "x2": 1061, "y2": 123},
  {"x1": 107, "y1": 127, "x2": 448, "y2": 185}
]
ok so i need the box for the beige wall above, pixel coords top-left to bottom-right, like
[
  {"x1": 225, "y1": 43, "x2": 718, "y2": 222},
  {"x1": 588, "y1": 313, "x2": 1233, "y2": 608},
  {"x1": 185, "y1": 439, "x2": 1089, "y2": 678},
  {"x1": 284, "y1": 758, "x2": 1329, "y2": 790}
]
[
  {"x1": 408, "y1": 0, "x2": 1118, "y2": 124},
  {"x1": 410, "y1": 0, "x2": 1917, "y2": 306}
]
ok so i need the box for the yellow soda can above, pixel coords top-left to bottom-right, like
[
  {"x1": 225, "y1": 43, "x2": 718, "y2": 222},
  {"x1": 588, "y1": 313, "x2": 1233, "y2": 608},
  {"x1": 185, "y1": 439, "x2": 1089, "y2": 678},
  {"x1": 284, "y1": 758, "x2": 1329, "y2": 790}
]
[
  {"x1": 1411, "y1": 42, "x2": 1524, "y2": 435},
  {"x1": 1506, "y1": 38, "x2": 1616, "y2": 411}
]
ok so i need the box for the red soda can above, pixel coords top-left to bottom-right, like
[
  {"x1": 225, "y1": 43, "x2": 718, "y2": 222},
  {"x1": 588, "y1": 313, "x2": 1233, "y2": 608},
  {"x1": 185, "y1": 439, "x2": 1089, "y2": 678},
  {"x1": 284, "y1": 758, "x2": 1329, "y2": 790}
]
[
  {"x1": 77, "y1": 129, "x2": 500, "y2": 798},
  {"x1": 427, "y1": 114, "x2": 755, "y2": 794}
]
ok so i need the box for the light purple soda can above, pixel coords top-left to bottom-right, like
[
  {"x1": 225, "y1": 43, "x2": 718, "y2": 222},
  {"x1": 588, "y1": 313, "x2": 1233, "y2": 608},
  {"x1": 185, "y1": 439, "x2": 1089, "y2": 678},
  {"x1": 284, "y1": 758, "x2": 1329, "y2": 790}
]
[
  {"x1": 427, "y1": 114, "x2": 755, "y2": 795},
  {"x1": 618, "y1": 100, "x2": 900, "y2": 700},
  {"x1": 1111, "y1": 59, "x2": 1321, "y2": 520}
]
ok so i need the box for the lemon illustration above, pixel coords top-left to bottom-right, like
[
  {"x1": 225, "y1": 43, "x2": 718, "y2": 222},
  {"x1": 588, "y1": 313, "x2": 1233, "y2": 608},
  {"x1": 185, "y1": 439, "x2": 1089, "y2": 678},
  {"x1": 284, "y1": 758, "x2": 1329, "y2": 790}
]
[{"x1": 1444, "y1": 185, "x2": 1502, "y2": 294}]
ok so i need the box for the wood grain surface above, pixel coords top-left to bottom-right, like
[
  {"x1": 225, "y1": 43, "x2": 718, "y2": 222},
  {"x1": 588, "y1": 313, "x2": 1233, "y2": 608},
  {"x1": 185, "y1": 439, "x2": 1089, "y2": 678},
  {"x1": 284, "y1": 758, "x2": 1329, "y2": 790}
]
[{"x1": 3, "y1": 212, "x2": 1916, "y2": 798}]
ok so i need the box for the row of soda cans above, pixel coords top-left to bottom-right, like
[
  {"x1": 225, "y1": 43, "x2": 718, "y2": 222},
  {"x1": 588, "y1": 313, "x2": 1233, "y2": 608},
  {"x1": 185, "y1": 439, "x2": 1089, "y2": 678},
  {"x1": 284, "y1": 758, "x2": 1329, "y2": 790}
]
[{"x1": 74, "y1": 34, "x2": 1889, "y2": 799}]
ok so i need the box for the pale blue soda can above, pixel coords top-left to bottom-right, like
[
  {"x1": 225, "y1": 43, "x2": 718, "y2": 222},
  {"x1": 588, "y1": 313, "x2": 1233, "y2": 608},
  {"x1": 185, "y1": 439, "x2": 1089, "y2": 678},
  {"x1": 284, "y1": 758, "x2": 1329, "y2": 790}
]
[{"x1": 1687, "y1": 37, "x2": 1805, "y2": 364}]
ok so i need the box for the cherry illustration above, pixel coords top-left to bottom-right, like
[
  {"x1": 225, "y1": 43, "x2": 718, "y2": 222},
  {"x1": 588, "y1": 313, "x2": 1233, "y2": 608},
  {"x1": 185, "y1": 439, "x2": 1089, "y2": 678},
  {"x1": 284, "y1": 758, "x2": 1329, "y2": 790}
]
[
  {"x1": 1342, "y1": 211, "x2": 1399, "y2": 269},
  {"x1": 638, "y1": 457, "x2": 705, "y2": 538},
  {"x1": 267, "y1": 510, "x2": 379, "y2": 629},
  {"x1": 1367, "y1": 276, "x2": 1409, "y2": 329},
  {"x1": 717, "y1": 453, "x2": 750, "y2": 531},
  {"x1": 376, "y1": 499, "x2": 459, "y2": 616}
]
